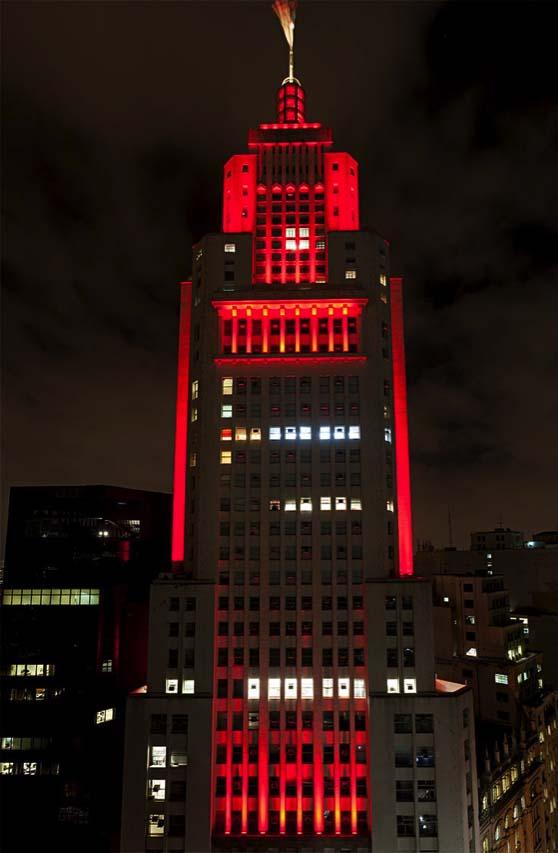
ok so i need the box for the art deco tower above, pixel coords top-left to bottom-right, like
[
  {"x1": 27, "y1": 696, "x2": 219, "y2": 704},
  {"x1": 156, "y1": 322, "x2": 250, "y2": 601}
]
[{"x1": 121, "y1": 13, "x2": 479, "y2": 852}]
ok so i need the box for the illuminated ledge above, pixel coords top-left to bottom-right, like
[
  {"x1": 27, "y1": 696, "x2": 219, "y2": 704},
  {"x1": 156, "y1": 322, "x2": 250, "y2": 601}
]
[
  {"x1": 435, "y1": 677, "x2": 468, "y2": 694},
  {"x1": 215, "y1": 355, "x2": 367, "y2": 366}
]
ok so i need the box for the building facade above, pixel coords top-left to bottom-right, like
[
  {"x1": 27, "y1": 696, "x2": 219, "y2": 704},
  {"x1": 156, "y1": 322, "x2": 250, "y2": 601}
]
[{"x1": 120, "y1": 70, "x2": 478, "y2": 852}]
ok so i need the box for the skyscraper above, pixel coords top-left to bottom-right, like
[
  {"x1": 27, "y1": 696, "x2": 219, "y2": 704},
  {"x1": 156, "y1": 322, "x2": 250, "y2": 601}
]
[{"x1": 121, "y1": 30, "x2": 479, "y2": 853}]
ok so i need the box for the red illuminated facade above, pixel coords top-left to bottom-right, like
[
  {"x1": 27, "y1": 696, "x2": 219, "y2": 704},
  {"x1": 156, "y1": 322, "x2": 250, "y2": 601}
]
[{"x1": 120, "y1": 67, "x2": 480, "y2": 853}]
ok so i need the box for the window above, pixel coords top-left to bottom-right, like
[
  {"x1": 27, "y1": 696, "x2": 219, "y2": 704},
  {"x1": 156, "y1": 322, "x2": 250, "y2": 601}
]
[
  {"x1": 345, "y1": 270, "x2": 356, "y2": 279},
  {"x1": 396, "y1": 780, "x2": 414, "y2": 802},
  {"x1": 387, "y1": 678, "x2": 400, "y2": 694},
  {"x1": 386, "y1": 500, "x2": 394, "y2": 512},
  {"x1": 248, "y1": 678, "x2": 260, "y2": 700},
  {"x1": 354, "y1": 678, "x2": 366, "y2": 699},
  {"x1": 394, "y1": 714, "x2": 412, "y2": 734},
  {"x1": 338, "y1": 677, "x2": 350, "y2": 697},
  {"x1": 404, "y1": 678, "x2": 417, "y2": 693},
  {"x1": 285, "y1": 499, "x2": 296, "y2": 512},
  {"x1": 334, "y1": 426, "x2": 345, "y2": 439},
  {"x1": 416, "y1": 747, "x2": 435, "y2": 768},
  {"x1": 415, "y1": 714, "x2": 433, "y2": 733},
  {"x1": 495, "y1": 673, "x2": 509, "y2": 685},
  {"x1": 419, "y1": 815, "x2": 438, "y2": 837},
  {"x1": 149, "y1": 779, "x2": 166, "y2": 800},
  {"x1": 300, "y1": 497, "x2": 312, "y2": 512},
  {"x1": 165, "y1": 678, "x2": 178, "y2": 694},
  {"x1": 384, "y1": 427, "x2": 392, "y2": 443},
  {"x1": 268, "y1": 678, "x2": 280, "y2": 699},
  {"x1": 348, "y1": 425, "x2": 360, "y2": 440},
  {"x1": 319, "y1": 426, "x2": 331, "y2": 440},
  {"x1": 323, "y1": 678, "x2": 334, "y2": 698},
  {"x1": 150, "y1": 746, "x2": 166, "y2": 768},
  {"x1": 301, "y1": 679, "x2": 313, "y2": 699},
  {"x1": 350, "y1": 498, "x2": 362, "y2": 511},
  {"x1": 397, "y1": 815, "x2": 414, "y2": 837},
  {"x1": 95, "y1": 707, "x2": 114, "y2": 724},
  {"x1": 221, "y1": 404, "x2": 232, "y2": 418},
  {"x1": 299, "y1": 426, "x2": 311, "y2": 440},
  {"x1": 224, "y1": 243, "x2": 236, "y2": 253},
  {"x1": 222, "y1": 377, "x2": 233, "y2": 395},
  {"x1": 182, "y1": 679, "x2": 195, "y2": 695},
  {"x1": 320, "y1": 497, "x2": 332, "y2": 510},
  {"x1": 335, "y1": 497, "x2": 347, "y2": 511},
  {"x1": 465, "y1": 647, "x2": 477, "y2": 657},
  {"x1": 285, "y1": 678, "x2": 297, "y2": 699},
  {"x1": 417, "y1": 780, "x2": 436, "y2": 802},
  {"x1": 148, "y1": 815, "x2": 165, "y2": 837}
]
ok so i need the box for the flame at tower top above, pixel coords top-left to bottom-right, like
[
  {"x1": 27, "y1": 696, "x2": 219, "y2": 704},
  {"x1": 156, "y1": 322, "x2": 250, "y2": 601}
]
[{"x1": 272, "y1": 0, "x2": 298, "y2": 83}]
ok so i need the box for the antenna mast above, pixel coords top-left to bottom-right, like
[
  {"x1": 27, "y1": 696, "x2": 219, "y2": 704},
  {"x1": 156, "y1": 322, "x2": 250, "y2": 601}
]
[{"x1": 273, "y1": 1, "x2": 298, "y2": 82}]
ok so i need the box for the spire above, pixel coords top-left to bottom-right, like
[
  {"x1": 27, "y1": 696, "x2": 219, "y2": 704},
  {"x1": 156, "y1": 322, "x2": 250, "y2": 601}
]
[{"x1": 272, "y1": 0, "x2": 297, "y2": 82}]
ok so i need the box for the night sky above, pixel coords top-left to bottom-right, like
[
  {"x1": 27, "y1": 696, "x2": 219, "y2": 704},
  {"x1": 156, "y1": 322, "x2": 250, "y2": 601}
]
[{"x1": 3, "y1": 1, "x2": 558, "y2": 549}]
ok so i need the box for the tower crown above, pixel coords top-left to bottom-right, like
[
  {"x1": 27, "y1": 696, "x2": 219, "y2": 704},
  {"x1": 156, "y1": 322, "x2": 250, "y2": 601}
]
[{"x1": 276, "y1": 78, "x2": 305, "y2": 123}]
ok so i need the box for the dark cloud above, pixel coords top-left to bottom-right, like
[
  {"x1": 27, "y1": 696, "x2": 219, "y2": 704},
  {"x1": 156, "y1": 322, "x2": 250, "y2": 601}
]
[{"x1": 2, "y1": 1, "x2": 558, "y2": 549}]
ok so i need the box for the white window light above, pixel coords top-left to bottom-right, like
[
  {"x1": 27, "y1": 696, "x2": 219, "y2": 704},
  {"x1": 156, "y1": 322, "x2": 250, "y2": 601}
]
[
  {"x1": 269, "y1": 427, "x2": 281, "y2": 440},
  {"x1": 350, "y1": 498, "x2": 362, "y2": 511},
  {"x1": 335, "y1": 497, "x2": 347, "y2": 511},
  {"x1": 354, "y1": 678, "x2": 366, "y2": 699},
  {"x1": 299, "y1": 227, "x2": 309, "y2": 238},
  {"x1": 182, "y1": 679, "x2": 195, "y2": 694},
  {"x1": 320, "y1": 497, "x2": 332, "y2": 511},
  {"x1": 442, "y1": 596, "x2": 450, "y2": 603},
  {"x1": 250, "y1": 427, "x2": 261, "y2": 441},
  {"x1": 268, "y1": 678, "x2": 281, "y2": 699},
  {"x1": 221, "y1": 405, "x2": 232, "y2": 418},
  {"x1": 222, "y1": 378, "x2": 233, "y2": 395},
  {"x1": 285, "y1": 426, "x2": 297, "y2": 440},
  {"x1": 466, "y1": 647, "x2": 478, "y2": 657},
  {"x1": 403, "y1": 678, "x2": 417, "y2": 694},
  {"x1": 345, "y1": 270, "x2": 356, "y2": 279},
  {"x1": 285, "y1": 227, "x2": 296, "y2": 238},
  {"x1": 220, "y1": 451, "x2": 232, "y2": 465},
  {"x1": 334, "y1": 426, "x2": 345, "y2": 439},
  {"x1": 301, "y1": 679, "x2": 313, "y2": 699},
  {"x1": 191, "y1": 380, "x2": 199, "y2": 400},
  {"x1": 148, "y1": 815, "x2": 165, "y2": 837},
  {"x1": 322, "y1": 678, "x2": 334, "y2": 698},
  {"x1": 495, "y1": 674, "x2": 509, "y2": 685},
  {"x1": 299, "y1": 426, "x2": 311, "y2": 440},
  {"x1": 386, "y1": 500, "x2": 394, "y2": 512},
  {"x1": 348, "y1": 426, "x2": 360, "y2": 440},
  {"x1": 170, "y1": 751, "x2": 188, "y2": 767},
  {"x1": 338, "y1": 678, "x2": 350, "y2": 697},
  {"x1": 379, "y1": 274, "x2": 387, "y2": 286},
  {"x1": 316, "y1": 240, "x2": 325, "y2": 250},
  {"x1": 384, "y1": 427, "x2": 392, "y2": 443},
  {"x1": 298, "y1": 239, "x2": 309, "y2": 250},
  {"x1": 224, "y1": 243, "x2": 236, "y2": 253},
  {"x1": 285, "y1": 239, "x2": 297, "y2": 250},
  {"x1": 300, "y1": 498, "x2": 312, "y2": 512},
  {"x1": 386, "y1": 678, "x2": 400, "y2": 694},
  {"x1": 191, "y1": 408, "x2": 198, "y2": 423},
  {"x1": 95, "y1": 708, "x2": 114, "y2": 724},
  {"x1": 149, "y1": 779, "x2": 166, "y2": 801},
  {"x1": 285, "y1": 678, "x2": 297, "y2": 699},
  {"x1": 165, "y1": 678, "x2": 178, "y2": 694},
  {"x1": 285, "y1": 499, "x2": 297, "y2": 512},
  {"x1": 150, "y1": 746, "x2": 167, "y2": 768},
  {"x1": 319, "y1": 426, "x2": 331, "y2": 440},
  {"x1": 235, "y1": 427, "x2": 247, "y2": 441},
  {"x1": 248, "y1": 678, "x2": 260, "y2": 700},
  {"x1": 269, "y1": 499, "x2": 281, "y2": 511}
]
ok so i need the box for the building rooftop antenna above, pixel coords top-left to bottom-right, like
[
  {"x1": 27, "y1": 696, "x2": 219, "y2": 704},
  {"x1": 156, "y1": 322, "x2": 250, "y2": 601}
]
[{"x1": 273, "y1": 0, "x2": 298, "y2": 84}]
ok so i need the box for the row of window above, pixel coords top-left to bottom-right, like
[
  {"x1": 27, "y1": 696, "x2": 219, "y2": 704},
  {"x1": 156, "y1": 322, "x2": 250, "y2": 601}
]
[
  {"x1": 215, "y1": 776, "x2": 368, "y2": 797},
  {"x1": 217, "y1": 621, "x2": 365, "y2": 638},
  {"x1": 8, "y1": 687, "x2": 64, "y2": 702},
  {"x1": 5, "y1": 664, "x2": 55, "y2": 677},
  {"x1": 397, "y1": 814, "x2": 437, "y2": 838},
  {"x1": 216, "y1": 646, "x2": 366, "y2": 666},
  {"x1": 220, "y1": 520, "x2": 364, "y2": 536},
  {"x1": 2, "y1": 589, "x2": 100, "y2": 606},
  {"x1": 217, "y1": 567, "x2": 365, "y2": 585},
  {"x1": 394, "y1": 713, "x2": 434, "y2": 734},
  {"x1": 219, "y1": 544, "x2": 364, "y2": 560},
  {"x1": 220, "y1": 425, "x2": 363, "y2": 442},
  {"x1": 147, "y1": 778, "x2": 186, "y2": 801},
  {"x1": 219, "y1": 469, "x2": 363, "y2": 488},
  {"x1": 216, "y1": 743, "x2": 367, "y2": 765},
  {"x1": 217, "y1": 594, "x2": 364, "y2": 611},
  {"x1": 149, "y1": 746, "x2": 188, "y2": 767},
  {"x1": 396, "y1": 779, "x2": 436, "y2": 802},
  {"x1": 148, "y1": 814, "x2": 184, "y2": 838},
  {"x1": 264, "y1": 497, "x2": 363, "y2": 512},
  {"x1": 1, "y1": 737, "x2": 52, "y2": 751},
  {"x1": 213, "y1": 677, "x2": 367, "y2": 700},
  {"x1": 216, "y1": 710, "x2": 367, "y2": 732},
  {"x1": 212, "y1": 811, "x2": 368, "y2": 835},
  {"x1": 0, "y1": 761, "x2": 60, "y2": 776},
  {"x1": 221, "y1": 375, "x2": 361, "y2": 395}
]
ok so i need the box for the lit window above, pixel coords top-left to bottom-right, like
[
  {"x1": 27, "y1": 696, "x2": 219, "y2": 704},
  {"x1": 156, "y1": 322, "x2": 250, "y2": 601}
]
[
  {"x1": 269, "y1": 499, "x2": 281, "y2": 511},
  {"x1": 322, "y1": 678, "x2": 334, "y2": 698},
  {"x1": 250, "y1": 428, "x2": 261, "y2": 441},
  {"x1": 301, "y1": 679, "x2": 313, "y2": 699},
  {"x1": 403, "y1": 679, "x2": 416, "y2": 693},
  {"x1": 338, "y1": 678, "x2": 350, "y2": 697},
  {"x1": 320, "y1": 497, "x2": 332, "y2": 511},
  {"x1": 495, "y1": 674, "x2": 509, "y2": 685},
  {"x1": 166, "y1": 679, "x2": 178, "y2": 694},
  {"x1": 300, "y1": 498, "x2": 312, "y2": 512},
  {"x1": 148, "y1": 815, "x2": 165, "y2": 837},
  {"x1": 224, "y1": 243, "x2": 236, "y2": 253},
  {"x1": 350, "y1": 498, "x2": 362, "y2": 511},
  {"x1": 380, "y1": 274, "x2": 387, "y2": 286},
  {"x1": 220, "y1": 428, "x2": 232, "y2": 441},
  {"x1": 285, "y1": 678, "x2": 297, "y2": 699},
  {"x1": 387, "y1": 678, "x2": 400, "y2": 694},
  {"x1": 2, "y1": 588, "x2": 100, "y2": 606},
  {"x1": 222, "y1": 378, "x2": 233, "y2": 395},
  {"x1": 345, "y1": 270, "x2": 356, "y2": 279},
  {"x1": 182, "y1": 679, "x2": 195, "y2": 694},
  {"x1": 95, "y1": 707, "x2": 114, "y2": 724},
  {"x1": 149, "y1": 779, "x2": 166, "y2": 801},
  {"x1": 191, "y1": 407, "x2": 198, "y2": 423},
  {"x1": 285, "y1": 426, "x2": 297, "y2": 440},
  {"x1": 285, "y1": 227, "x2": 296, "y2": 238},
  {"x1": 248, "y1": 678, "x2": 260, "y2": 700},
  {"x1": 285, "y1": 499, "x2": 297, "y2": 512},
  {"x1": 384, "y1": 427, "x2": 392, "y2": 443},
  {"x1": 319, "y1": 426, "x2": 331, "y2": 440},
  {"x1": 170, "y1": 751, "x2": 187, "y2": 766},
  {"x1": 268, "y1": 678, "x2": 281, "y2": 699},
  {"x1": 299, "y1": 227, "x2": 309, "y2": 238},
  {"x1": 221, "y1": 405, "x2": 232, "y2": 418},
  {"x1": 285, "y1": 239, "x2": 297, "y2": 250},
  {"x1": 191, "y1": 380, "x2": 199, "y2": 400},
  {"x1": 298, "y1": 239, "x2": 309, "y2": 250},
  {"x1": 150, "y1": 746, "x2": 166, "y2": 768},
  {"x1": 348, "y1": 426, "x2": 360, "y2": 439},
  {"x1": 100, "y1": 660, "x2": 111, "y2": 673},
  {"x1": 299, "y1": 426, "x2": 311, "y2": 440},
  {"x1": 334, "y1": 426, "x2": 345, "y2": 439},
  {"x1": 220, "y1": 451, "x2": 232, "y2": 465},
  {"x1": 189, "y1": 453, "x2": 197, "y2": 467},
  {"x1": 269, "y1": 427, "x2": 281, "y2": 440},
  {"x1": 465, "y1": 648, "x2": 477, "y2": 657},
  {"x1": 386, "y1": 500, "x2": 394, "y2": 512},
  {"x1": 235, "y1": 427, "x2": 247, "y2": 441},
  {"x1": 335, "y1": 497, "x2": 347, "y2": 511},
  {"x1": 354, "y1": 678, "x2": 366, "y2": 699},
  {"x1": 316, "y1": 240, "x2": 325, "y2": 250}
]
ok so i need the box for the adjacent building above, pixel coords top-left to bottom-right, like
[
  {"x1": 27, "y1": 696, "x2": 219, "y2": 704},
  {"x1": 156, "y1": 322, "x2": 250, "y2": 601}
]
[{"x1": 120, "y1": 60, "x2": 479, "y2": 852}]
